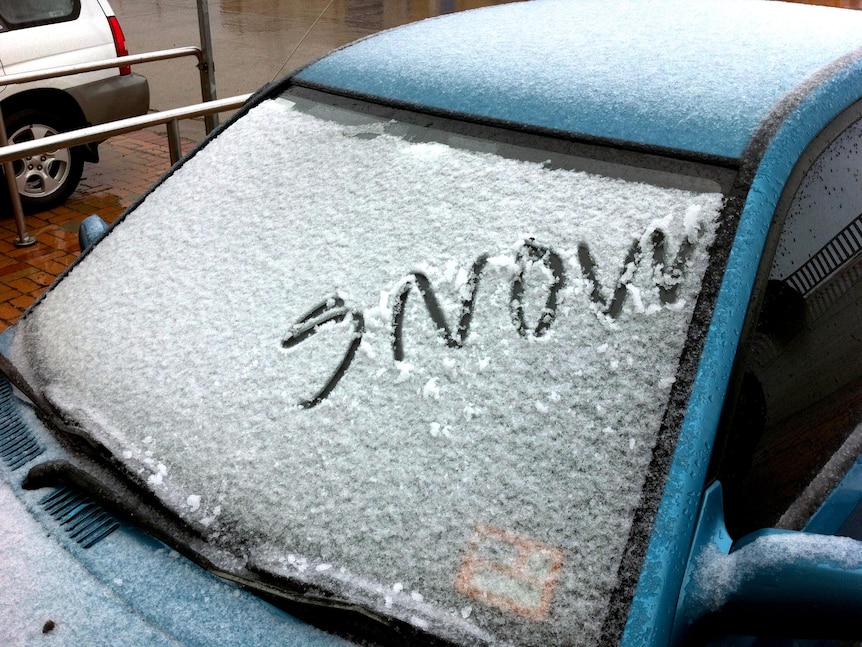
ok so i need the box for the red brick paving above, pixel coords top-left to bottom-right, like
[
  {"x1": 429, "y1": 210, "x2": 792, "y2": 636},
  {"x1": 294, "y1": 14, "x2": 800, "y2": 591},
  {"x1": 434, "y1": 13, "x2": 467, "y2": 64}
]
[{"x1": 0, "y1": 129, "x2": 195, "y2": 331}]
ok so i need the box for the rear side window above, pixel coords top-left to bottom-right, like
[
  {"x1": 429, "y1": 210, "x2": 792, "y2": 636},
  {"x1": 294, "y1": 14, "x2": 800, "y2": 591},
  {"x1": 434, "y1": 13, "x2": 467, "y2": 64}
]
[
  {"x1": 0, "y1": 0, "x2": 79, "y2": 30},
  {"x1": 719, "y1": 111, "x2": 862, "y2": 537}
]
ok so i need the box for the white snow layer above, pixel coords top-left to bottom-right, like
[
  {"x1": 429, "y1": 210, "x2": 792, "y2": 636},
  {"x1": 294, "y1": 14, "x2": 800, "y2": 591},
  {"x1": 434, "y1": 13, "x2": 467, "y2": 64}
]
[
  {"x1": 692, "y1": 533, "x2": 862, "y2": 612},
  {"x1": 12, "y1": 98, "x2": 723, "y2": 646},
  {"x1": 0, "y1": 484, "x2": 175, "y2": 646},
  {"x1": 297, "y1": 0, "x2": 862, "y2": 158}
]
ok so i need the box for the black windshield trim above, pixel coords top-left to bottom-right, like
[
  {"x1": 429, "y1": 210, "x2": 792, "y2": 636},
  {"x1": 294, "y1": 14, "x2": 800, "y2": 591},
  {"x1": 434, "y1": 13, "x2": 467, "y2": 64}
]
[{"x1": 288, "y1": 81, "x2": 740, "y2": 187}]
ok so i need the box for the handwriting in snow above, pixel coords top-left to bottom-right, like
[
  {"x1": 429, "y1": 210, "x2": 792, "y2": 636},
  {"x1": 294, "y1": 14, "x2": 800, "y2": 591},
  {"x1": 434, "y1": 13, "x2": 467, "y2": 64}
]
[{"x1": 282, "y1": 228, "x2": 697, "y2": 408}]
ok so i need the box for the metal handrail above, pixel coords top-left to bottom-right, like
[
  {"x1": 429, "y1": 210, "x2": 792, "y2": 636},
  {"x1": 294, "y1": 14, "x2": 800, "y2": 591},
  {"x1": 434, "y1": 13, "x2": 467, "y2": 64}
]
[
  {"x1": 0, "y1": 94, "x2": 251, "y2": 166},
  {"x1": 0, "y1": 46, "x2": 222, "y2": 246},
  {"x1": 0, "y1": 47, "x2": 204, "y2": 88},
  {"x1": 0, "y1": 95, "x2": 250, "y2": 246}
]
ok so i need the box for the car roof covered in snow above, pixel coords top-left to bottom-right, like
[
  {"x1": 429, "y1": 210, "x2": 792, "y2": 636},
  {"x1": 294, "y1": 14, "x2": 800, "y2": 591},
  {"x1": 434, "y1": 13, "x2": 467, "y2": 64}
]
[{"x1": 294, "y1": 0, "x2": 862, "y2": 160}]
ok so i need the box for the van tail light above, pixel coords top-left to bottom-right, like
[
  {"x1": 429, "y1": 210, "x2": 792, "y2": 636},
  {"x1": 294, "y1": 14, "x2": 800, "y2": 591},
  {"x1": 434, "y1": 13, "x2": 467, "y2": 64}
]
[{"x1": 107, "y1": 16, "x2": 131, "y2": 76}]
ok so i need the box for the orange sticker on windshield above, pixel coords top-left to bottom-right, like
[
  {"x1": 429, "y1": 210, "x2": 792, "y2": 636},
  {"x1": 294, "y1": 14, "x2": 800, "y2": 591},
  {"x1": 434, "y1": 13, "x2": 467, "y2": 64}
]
[{"x1": 455, "y1": 524, "x2": 563, "y2": 620}]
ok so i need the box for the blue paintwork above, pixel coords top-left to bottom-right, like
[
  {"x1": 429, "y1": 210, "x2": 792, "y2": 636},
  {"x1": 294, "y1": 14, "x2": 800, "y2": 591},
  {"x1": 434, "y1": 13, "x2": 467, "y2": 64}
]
[
  {"x1": 622, "y1": 50, "x2": 862, "y2": 647},
  {"x1": 78, "y1": 214, "x2": 109, "y2": 253},
  {"x1": 671, "y1": 483, "x2": 733, "y2": 643},
  {"x1": 296, "y1": 0, "x2": 862, "y2": 159},
  {"x1": 673, "y1": 485, "x2": 862, "y2": 642}
]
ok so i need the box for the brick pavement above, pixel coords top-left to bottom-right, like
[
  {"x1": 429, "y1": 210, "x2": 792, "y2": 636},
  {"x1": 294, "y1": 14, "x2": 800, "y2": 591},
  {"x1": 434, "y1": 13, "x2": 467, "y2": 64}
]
[{"x1": 0, "y1": 129, "x2": 194, "y2": 331}]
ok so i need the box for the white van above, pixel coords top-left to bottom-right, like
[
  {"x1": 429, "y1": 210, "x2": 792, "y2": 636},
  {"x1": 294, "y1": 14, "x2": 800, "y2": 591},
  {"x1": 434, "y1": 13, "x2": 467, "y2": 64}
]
[{"x1": 0, "y1": 0, "x2": 149, "y2": 212}]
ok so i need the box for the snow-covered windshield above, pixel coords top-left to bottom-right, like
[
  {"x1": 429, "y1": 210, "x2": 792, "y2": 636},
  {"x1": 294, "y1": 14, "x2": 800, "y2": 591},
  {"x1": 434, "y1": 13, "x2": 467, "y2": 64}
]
[{"x1": 11, "y1": 89, "x2": 725, "y2": 646}]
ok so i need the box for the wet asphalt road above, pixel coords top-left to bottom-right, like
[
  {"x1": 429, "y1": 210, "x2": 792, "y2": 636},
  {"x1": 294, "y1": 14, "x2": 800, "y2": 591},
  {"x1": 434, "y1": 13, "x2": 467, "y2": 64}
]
[{"x1": 110, "y1": 0, "x2": 516, "y2": 138}]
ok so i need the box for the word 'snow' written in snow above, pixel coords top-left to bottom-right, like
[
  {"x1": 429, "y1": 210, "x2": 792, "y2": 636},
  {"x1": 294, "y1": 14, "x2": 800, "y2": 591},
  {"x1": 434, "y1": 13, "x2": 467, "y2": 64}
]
[{"x1": 282, "y1": 229, "x2": 698, "y2": 408}]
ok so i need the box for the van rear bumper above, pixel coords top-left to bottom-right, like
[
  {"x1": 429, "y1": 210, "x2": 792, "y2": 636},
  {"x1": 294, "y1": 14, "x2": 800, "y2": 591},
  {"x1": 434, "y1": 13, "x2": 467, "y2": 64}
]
[{"x1": 67, "y1": 72, "x2": 150, "y2": 126}]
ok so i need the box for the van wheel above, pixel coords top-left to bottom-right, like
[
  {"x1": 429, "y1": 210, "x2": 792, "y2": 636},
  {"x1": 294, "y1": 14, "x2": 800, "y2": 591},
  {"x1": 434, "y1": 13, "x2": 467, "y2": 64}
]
[{"x1": 3, "y1": 109, "x2": 84, "y2": 213}]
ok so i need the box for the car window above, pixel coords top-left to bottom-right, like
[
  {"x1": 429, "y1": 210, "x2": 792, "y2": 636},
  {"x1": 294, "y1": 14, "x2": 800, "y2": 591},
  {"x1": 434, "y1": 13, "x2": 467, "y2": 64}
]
[
  {"x1": 0, "y1": 0, "x2": 79, "y2": 29},
  {"x1": 719, "y1": 111, "x2": 862, "y2": 538},
  {"x1": 10, "y1": 88, "x2": 729, "y2": 646}
]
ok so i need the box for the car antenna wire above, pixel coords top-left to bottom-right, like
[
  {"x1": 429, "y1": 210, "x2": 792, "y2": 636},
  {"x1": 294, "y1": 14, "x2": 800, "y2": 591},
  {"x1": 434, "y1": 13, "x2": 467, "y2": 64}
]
[{"x1": 270, "y1": 0, "x2": 336, "y2": 83}]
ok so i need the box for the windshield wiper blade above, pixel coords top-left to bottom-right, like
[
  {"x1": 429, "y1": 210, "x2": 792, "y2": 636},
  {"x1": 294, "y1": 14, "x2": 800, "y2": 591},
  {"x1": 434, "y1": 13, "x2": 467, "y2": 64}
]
[
  {"x1": 220, "y1": 561, "x2": 484, "y2": 647},
  {"x1": 0, "y1": 353, "x2": 483, "y2": 646}
]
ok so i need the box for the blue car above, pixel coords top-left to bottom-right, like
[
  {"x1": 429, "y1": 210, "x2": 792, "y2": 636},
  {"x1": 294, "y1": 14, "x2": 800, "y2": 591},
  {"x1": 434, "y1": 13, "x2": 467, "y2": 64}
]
[{"x1": 2, "y1": 1, "x2": 862, "y2": 645}]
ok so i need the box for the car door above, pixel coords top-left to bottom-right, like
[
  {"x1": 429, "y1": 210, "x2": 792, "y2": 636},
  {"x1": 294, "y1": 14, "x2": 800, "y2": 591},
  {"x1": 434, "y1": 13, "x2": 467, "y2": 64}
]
[
  {"x1": 718, "y1": 100, "x2": 862, "y2": 542},
  {"x1": 675, "y1": 99, "x2": 862, "y2": 644}
]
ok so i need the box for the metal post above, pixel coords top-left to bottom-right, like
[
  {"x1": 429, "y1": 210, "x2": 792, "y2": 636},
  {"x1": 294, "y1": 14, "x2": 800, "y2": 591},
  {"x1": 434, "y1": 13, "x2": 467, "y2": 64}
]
[
  {"x1": 166, "y1": 119, "x2": 183, "y2": 165},
  {"x1": 196, "y1": 0, "x2": 219, "y2": 134},
  {"x1": 0, "y1": 104, "x2": 35, "y2": 247}
]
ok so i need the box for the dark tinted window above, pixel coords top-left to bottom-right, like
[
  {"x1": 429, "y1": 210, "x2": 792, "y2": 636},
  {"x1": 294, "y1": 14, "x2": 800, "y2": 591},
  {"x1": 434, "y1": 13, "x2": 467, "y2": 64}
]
[
  {"x1": 719, "y1": 114, "x2": 862, "y2": 537},
  {"x1": 0, "y1": 0, "x2": 79, "y2": 29}
]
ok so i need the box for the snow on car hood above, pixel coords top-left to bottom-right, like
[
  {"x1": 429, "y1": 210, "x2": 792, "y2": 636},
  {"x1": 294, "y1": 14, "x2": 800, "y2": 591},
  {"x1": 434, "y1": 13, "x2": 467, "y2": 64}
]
[{"x1": 11, "y1": 95, "x2": 724, "y2": 646}]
